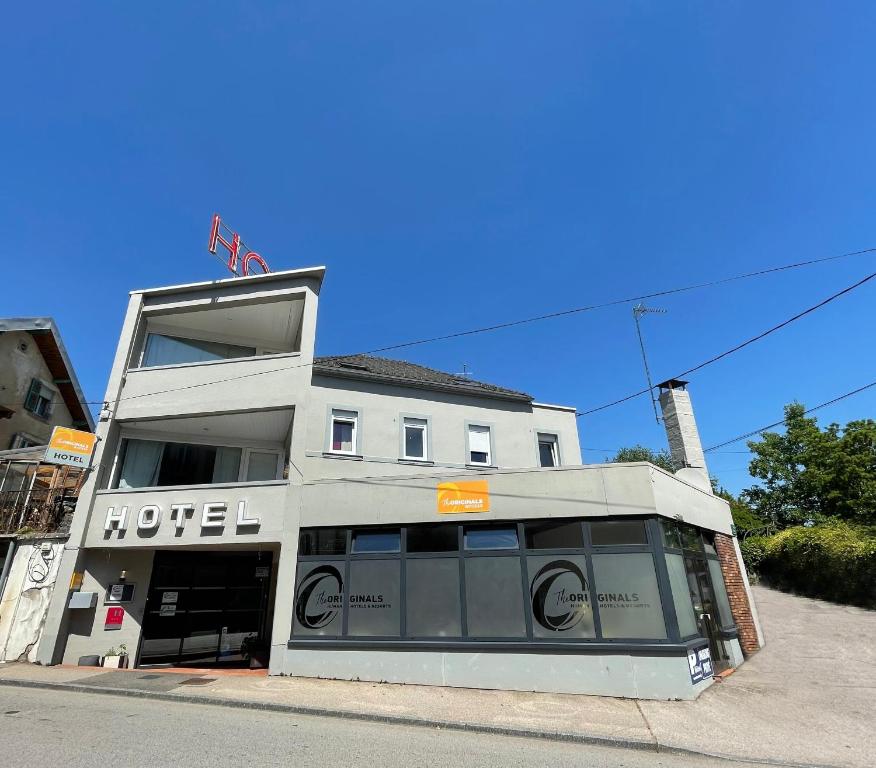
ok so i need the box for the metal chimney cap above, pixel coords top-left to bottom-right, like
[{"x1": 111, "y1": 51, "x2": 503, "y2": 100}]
[{"x1": 656, "y1": 378, "x2": 689, "y2": 391}]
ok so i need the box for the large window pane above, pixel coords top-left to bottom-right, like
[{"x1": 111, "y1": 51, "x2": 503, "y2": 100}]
[
  {"x1": 142, "y1": 333, "x2": 255, "y2": 367},
  {"x1": 525, "y1": 520, "x2": 583, "y2": 550},
  {"x1": 292, "y1": 561, "x2": 344, "y2": 636},
  {"x1": 347, "y1": 560, "x2": 401, "y2": 636},
  {"x1": 590, "y1": 520, "x2": 647, "y2": 546},
  {"x1": 404, "y1": 418, "x2": 427, "y2": 459},
  {"x1": 213, "y1": 446, "x2": 242, "y2": 483},
  {"x1": 665, "y1": 554, "x2": 698, "y2": 638},
  {"x1": 592, "y1": 553, "x2": 667, "y2": 639},
  {"x1": 157, "y1": 443, "x2": 218, "y2": 486},
  {"x1": 118, "y1": 439, "x2": 163, "y2": 488},
  {"x1": 680, "y1": 525, "x2": 703, "y2": 551},
  {"x1": 464, "y1": 557, "x2": 525, "y2": 637},
  {"x1": 351, "y1": 530, "x2": 401, "y2": 553},
  {"x1": 528, "y1": 555, "x2": 595, "y2": 639},
  {"x1": 246, "y1": 451, "x2": 279, "y2": 481},
  {"x1": 659, "y1": 519, "x2": 682, "y2": 549},
  {"x1": 299, "y1": 528, "x2": 347, "y2": 556},
  {"x1": 464, "y1": 526, "x2": 518, "y2": 551},
  {"x1": 406, "y1": 559, "x2": 461, "y2": 637},
  {"x1": 707, "y1": 559, "x2": 734, "y2": 628},
  {"x1": 406, "y1": 524, "x2": 458, "y2": 553}
]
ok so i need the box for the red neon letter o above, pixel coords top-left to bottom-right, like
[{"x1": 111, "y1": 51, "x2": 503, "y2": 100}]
[{"x1": 242, "y1": 251, "x2": 270, "y2": 276}]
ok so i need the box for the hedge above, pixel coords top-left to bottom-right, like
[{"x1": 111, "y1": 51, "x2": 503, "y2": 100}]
[{"x1": 740, "y1": 522, "x2": 876, "y2": 609}]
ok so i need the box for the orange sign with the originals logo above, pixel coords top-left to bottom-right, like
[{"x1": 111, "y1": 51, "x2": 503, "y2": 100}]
[{"x1": 437, "y1": 480, "x2": 490, "y2": 514}]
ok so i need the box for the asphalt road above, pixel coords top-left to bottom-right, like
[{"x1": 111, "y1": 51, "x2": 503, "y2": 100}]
[{"x1": 0, "y1": 686, "x2": 751, "y2": 768}]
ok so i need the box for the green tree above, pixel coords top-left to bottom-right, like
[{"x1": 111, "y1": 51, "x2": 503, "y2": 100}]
[
  {"x1": 608, "y1": 445, "x2": 675, "y2": 473},
  {"x1": 715, "y1": 487, "x2": 768, "y2": 534},
  {"x1": 742, "y1": 403, "x2": 876, "y2": 527}
]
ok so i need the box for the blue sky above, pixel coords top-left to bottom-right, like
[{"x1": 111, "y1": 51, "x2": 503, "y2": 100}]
[{"x1": 2, "y1": 3, "x2": 875, "y2": 493}]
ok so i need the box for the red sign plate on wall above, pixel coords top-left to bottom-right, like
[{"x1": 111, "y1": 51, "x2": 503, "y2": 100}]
[{"x1": 105, "y1": 607, "x2": 125, "y2": 629}]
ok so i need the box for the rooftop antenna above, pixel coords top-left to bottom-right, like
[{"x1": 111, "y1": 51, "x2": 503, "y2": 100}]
[
  {"x1": 454, "y1": 363, "x2": 474, "y2": 378},
  {"x1": 632, "y1": 303, "x2": 667, "y2": 423}
]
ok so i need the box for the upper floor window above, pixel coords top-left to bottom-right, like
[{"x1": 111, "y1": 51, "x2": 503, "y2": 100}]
[
  {"x1": 537, "y1": 433, "x2": 559, "y2": 467},
  {"x1": 116, "y1": 438, "x2": 282, "y2": 489},
  {"x1": 330, "y1": 409, "x2": 358, "y2": 455},
  {"x1": 9, "y1": 432, "x2": 41, "y2": 450},
  {"x1": 402, "y1": 417, "x2": 428, "y2": 460},
  {"x1": 141, "y1": 333, "x2": 256, "y2": 368},
  {"x1": 467, "y1": 424, "x2": 492, "y2": 466},
  {"x1": 24, "y1": 379, "x2": 54, "y2": 419}
]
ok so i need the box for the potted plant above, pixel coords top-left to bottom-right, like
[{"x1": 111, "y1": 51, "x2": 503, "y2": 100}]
[{"x1": 103, "y1": 643, "x2": 128, "y2": 669}]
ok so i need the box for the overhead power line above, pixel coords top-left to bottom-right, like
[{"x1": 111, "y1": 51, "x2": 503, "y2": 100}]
[
  {"x1": 577, "y1": 270, "x2": 876, "y2": 417},
  {"x1": 67, "y1": 247, "x2": 875, "y2": 408},
  {"x1": 703, "y1": 379, "x2": 876, "y2": 452}
]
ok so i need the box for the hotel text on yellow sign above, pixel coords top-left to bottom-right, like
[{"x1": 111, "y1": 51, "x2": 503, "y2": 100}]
[
  {"x1": 437, "y1": 480, "x2": 490, "y2": 514},
  {"x1": 44, "y1": 427, "x2": 97, "y2": 469}
]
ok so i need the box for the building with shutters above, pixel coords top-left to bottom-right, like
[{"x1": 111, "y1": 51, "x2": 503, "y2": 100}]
[{"x1": 35, "y1": 267, "x2": 761, "y2": 700}]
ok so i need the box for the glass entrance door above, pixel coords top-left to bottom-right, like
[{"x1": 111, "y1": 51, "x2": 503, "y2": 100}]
[
  {"x1": 139, "y1": 551, "x2": 273, "y2": 668},
  {"x1": 683, "y1": 556, "x2": 728, "y2": 669}
]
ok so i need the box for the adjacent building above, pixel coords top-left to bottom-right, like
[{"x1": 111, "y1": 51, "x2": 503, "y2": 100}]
[
  {"x1": 0, "y1": 317, "x2": 94, "y2": 450},
  {"x1": 36, "y1": 267, "x2": 761, "y2": 699}
]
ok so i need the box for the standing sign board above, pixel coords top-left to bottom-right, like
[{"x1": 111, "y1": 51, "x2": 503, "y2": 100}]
[
  {"x1": 688, "y1": 646, "x2": 714, "y2": 684},
  {"x1": 43, "y1": 427, "x2": 97, "y2": 469}
]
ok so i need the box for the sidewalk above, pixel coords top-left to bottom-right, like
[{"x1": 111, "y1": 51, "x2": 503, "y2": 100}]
[{"x1": 0, "y1": 586, "x2": 872, "y2": 768}]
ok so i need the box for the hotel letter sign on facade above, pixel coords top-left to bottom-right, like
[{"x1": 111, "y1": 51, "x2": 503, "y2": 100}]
[{"x1": 104, "y1": 500, "x2": 260, "y2": 533}]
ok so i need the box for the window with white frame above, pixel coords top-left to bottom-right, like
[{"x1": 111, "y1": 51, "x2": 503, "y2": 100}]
[
  {"x1": 402, "y1": 417, "x2": 428, "y2": 460},
  {"x1": 23, "y1": 379, "x2": 55, "y2": 419},
  {"x1": 115, "y1": 438, "x2": 282, "y2": 489},
  {"x1": 330, "y1": 409, "x2": 358, "y2": 455},
  {"x1": 537, "y1": 433, "x2": 559, "y2": 468},
  {"x1": 467, "y1": 424, "x2": 492, "y2": 466}
]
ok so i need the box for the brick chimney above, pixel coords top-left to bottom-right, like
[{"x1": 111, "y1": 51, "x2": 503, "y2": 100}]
[{"x1": 657, "y1": 379, "x2": 711, "y2": 492}]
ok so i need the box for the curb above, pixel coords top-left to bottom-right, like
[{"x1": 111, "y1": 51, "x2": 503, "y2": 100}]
[{"x1": 0, "y1": 676, "x2": 836, "y2": 768}]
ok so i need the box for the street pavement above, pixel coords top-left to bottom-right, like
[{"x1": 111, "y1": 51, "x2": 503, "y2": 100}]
[
  {"x1": 0, "y1": 685, "x2": 753, "y2": 768},
  {"x1": 0, "y1": 586, "x2": 872, "y2": 767}
]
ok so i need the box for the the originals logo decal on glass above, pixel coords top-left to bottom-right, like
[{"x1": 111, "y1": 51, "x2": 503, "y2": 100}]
[
  {"x1": 530, "y1": 560, "x2": 591, "y2": 632},
  {"x1": 295, "y1": 565, "x2": 344, "y2": 629}
]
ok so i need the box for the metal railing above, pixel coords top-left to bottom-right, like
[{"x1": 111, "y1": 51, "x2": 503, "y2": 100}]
[{"x1": 0, "y1": 460, "x2": 84, "y2": 535}]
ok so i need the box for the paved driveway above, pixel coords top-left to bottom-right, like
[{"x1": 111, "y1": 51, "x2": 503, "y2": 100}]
[{"x1": 639, "y1": 585, "x2": 876, "y2": 767}]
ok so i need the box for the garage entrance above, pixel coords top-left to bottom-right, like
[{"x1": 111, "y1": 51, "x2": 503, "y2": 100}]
[{"x1": 138, "y1": 550, "x2": 273, "y2": 669}]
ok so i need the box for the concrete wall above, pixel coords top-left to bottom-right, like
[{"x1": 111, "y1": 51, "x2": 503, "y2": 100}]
[
  {"x1": 304, "y1": 376, "x2": 582, "y2": 481},
  {"x1": 301, "y1": 463, "x2": 733, "y2": 534},
  {"x1": 0, "y1": 331, "x2": 74, "y2": 449},
  {"x1": 0, "y1": 538, "x2": 66, "y2": 662},
  {"x1": 282, "y1": 648, "x2": 713, "y2": 701},
  {"x1": 62, "y1": 548, "x2": 155, "y2": 665}
]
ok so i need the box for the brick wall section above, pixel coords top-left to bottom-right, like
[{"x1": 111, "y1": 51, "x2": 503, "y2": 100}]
[{"x1": 714, "y1": 533, "x2": 760, "y2": 656}]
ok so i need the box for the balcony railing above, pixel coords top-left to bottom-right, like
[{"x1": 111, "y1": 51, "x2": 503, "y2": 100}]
[{"x1": 0, "y1": 459, "x2": 85, "y2": 535}]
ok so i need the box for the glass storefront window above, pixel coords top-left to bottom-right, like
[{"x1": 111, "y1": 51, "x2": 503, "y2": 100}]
[
  {"x1": 407, "y1": 524, "x2": 458, "y2": 553},
  {"x1": 707, "y1": 558, "x2": 734, "y2": 627},
  {"x1": 464, "y1": 526, "x2": 518, "y2": 551},
  {"x1": 591, "y1": 553, "x2": 667, "y2": 639},
  {"x1": 292, "y1": 561, "x2": 345, "y2": 636},
  {"x1": 347, "y1": 560, "x2": 401, "y2": 636},
  {"x1": 590, "y1": 520, "x2": 647, "y2": 546},
  {"x1": 351, "y1": 530, "x2": 401, "y2": 554},
  {"x1": 465, "y1": 557, "x2": 526, "y2": 637},
  {"x1": 527, "y1": 555, "x2": 595, "y2": 639},
  {"x1": 524, "y1": 520, "x2": 583, "y2": 550},
  {"x1": 665, "y1": 553, "x2": 698, "y2": 638},
  {"x1": 406, "y1": 559, "x2": 461, "y2": 637},
  {"x1": 680, "y1": 525, "x2": 703, "y2": 551},
  {"x1": 659, "y1": 519, "x2": 682, "y2": 549},
  {"x1": 299, "y1": 528, "x2": 347, "y2": 556}
]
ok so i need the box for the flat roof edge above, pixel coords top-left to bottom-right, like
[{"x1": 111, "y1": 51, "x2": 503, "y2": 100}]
[{"x1": 130, "y1": 265, "x2": 327, "y2": 296}]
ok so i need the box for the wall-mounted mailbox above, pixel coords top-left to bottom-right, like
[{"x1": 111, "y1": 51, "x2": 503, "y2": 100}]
[{"x1": 68, "y1": 591, "x2": 98, "y2": 609}]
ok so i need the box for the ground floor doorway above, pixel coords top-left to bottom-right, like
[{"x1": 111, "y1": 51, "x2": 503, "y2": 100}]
[{"x1": 138, "y1": 550, "x2": 273, "y2": 669}]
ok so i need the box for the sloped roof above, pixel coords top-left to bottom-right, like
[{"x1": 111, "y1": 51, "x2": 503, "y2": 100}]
[
  {"x1": 0, "y1": 318, "x2": 95, "y2": 431},
  {"x1": 313, "y1": 355, "x2": 532, "y2": 403}
]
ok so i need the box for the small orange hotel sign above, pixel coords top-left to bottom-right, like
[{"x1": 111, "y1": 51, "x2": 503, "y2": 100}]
[
  {"x1": 436, "y1": 480, "x2": 490, "y2": 514},
  {"x1": 44, "y1": 426, "x2": 97, "y2": 469}
]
